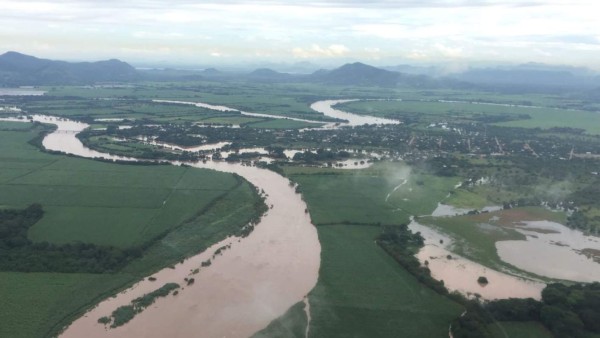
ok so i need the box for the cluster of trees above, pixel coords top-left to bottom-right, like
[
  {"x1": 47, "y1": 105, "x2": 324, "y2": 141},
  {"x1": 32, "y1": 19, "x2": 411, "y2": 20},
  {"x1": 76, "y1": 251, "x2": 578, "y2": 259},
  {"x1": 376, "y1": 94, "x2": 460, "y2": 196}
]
[
  {"x1": 443, "y1": 153, "x2": 600, "y2": 233},
  {"x1": 377, "y1": 224, "x2": 449, "y2": 296},
  {"x1": 292, "y1": 148, "x2": 351, "y2": 163},
  {"x1": 471, "y1": 113, "x2": 531, "y2": 123},
  {"x1": 225, "y1": 152, "x2": 263, "y2": 162},
  {"x1": 0, "y1": 204, "x2": 141, "y2": 273},
  {"x1": 99, "y1": 282, "x2": 181, "y2": 328},
  {"x1": 452, "y1": 283, "x2": 600, "y2": 338}
]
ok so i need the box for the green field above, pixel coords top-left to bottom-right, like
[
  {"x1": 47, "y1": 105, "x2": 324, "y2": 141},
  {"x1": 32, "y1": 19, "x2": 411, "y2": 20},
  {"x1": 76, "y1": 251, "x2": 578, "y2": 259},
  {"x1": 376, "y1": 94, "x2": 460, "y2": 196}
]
[
  {"x1": 0, "y1": 126, "x2": 264, "y2": 337},
  {"x1": 489, "y1": 321, "x2": 553, "y2": 338},
  {"x1": 0, "y1": 120, "x2": 35, "y2": 130},
  {"x1": 0, "y1": 133, "x2": 240, "y2": 248},
  {"x1": 308, "y1": 225, "x2": 463, "y2": 337},
  {"x1": 252, "y1": 302, "x2": 308, "y2": 338},
  {"x1": 285, "y1": 163, "x2": 459, "y2": 225},
  {"x1": 338, "y1": 99, "x2": 600, "y2": 134},
  {"x1": 0, "y1": 271, "x2": 133, "y2": 338},
  {"x1": 273, "y1": 163, "x2": 465, "y2": 337},
  {"x1": 255, "y1": 225, "x2": 464, "y2": 338},
  {"x1": 31, "y1": 82, "x2": 343, "y2": 124}
]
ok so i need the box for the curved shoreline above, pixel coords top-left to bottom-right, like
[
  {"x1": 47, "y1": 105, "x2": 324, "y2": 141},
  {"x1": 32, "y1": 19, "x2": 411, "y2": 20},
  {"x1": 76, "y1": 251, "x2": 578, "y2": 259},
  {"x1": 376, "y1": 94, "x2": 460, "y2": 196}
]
[
  {"x1": 153, "y1": 98, "x2": 402, "y2": 128},
  {"x1": 310, "y1": 99, "x2": 401, "y2": 127},
  {"x1": 4, "y1": 115, "x2": 321, "y2": 338},
  {"x1": 408, "y1": 218, "x2": 545, "y2": 300}
]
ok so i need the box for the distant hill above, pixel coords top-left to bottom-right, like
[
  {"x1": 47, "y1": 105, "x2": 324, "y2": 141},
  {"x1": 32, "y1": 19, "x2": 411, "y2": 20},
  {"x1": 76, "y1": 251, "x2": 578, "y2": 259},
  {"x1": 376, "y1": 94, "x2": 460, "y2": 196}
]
[
  {"x1": 202, "y1": 68, "x2": 221, "y2": 76},
  {"x1": 381, "y1": 64, "x2": 440, "y2": 77},
  {"x1": 0, "y1": 51, "x2": 139, "y2": 86},
  {"x1": 310, "y1": 62, "x2": 400, "y2": 86},
  {"x1": 450, "y1": 64, "x2": 600, "y2": 92},
  {"x1": 246, "y1": 68, "x2": 294, "y2": 82},
  {"x1": 309, "y1": 62, "x2": 438, "y2": 88}
]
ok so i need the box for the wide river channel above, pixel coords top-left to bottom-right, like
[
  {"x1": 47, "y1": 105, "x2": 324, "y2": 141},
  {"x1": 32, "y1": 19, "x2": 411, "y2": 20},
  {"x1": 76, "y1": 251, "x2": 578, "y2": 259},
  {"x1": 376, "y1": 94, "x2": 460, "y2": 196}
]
[{"x1": 2, "y1": 99, "x2": 395, "y2": 338}]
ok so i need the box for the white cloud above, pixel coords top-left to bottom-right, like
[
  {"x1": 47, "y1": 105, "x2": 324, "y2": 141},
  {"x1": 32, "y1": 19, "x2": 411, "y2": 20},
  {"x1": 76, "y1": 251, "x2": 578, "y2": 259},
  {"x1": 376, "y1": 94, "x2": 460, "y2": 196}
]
[
  {"x1": 1, "y1": 0, "x2": 600, "y2": 68},
  {"x1": 406, "y1": 50, "x2": 428, "y2": 60},
  {"x1": 434, "y1": 43, "x2": 463, "y2": 58},
  {"x1": 292, "y1": 44, "x2": 350, "y2": 58}
]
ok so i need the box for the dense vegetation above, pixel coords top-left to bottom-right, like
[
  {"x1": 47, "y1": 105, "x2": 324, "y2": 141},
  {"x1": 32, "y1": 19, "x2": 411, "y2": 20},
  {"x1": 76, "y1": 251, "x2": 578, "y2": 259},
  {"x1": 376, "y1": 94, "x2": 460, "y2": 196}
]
[
  {"x1": 0, "y1": 204, "x2": 144, "y2": 273},
  {"x1": 452, "y1": 283, "x2": 600, "y2": 338},
  {"x1": 377, "y1": 224, "x2": 449, "y2": 296},
  {"x1": 99, "y1": 282, "x2": 180, "y2": 328}
]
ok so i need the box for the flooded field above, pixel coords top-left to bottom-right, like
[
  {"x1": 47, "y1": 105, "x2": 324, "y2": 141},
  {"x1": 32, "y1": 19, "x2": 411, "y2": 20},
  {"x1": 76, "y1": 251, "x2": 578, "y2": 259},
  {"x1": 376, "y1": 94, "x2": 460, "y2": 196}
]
[
  {"x1": 496, "y1": 220, "x2": 600, "y2": 282},
  {"x1": 0, "y1": 88, "x2": 46, "y2": 96},
  {"x1": 430, "y1": 203, "x2": 503, "y2": 217},
  {"x1": 408, "y1": 218, "x2": 544, "y2": 300}
]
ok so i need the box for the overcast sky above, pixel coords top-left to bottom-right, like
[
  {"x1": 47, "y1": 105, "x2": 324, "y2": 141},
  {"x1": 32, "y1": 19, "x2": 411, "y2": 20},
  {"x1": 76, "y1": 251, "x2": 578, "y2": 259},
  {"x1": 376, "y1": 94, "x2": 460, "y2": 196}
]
[{"x1": 1, "y1": 0, "x2": 599, "y2": 69}]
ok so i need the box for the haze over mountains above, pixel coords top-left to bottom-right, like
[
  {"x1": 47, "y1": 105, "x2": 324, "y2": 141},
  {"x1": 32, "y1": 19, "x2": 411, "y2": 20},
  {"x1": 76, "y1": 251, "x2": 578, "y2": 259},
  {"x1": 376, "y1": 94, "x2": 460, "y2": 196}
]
[
  {"x1": 2, "y1": 51, "x2": 600, "y2": 94},
  {"x1": 0, "y1": 52, "x2": 139, "y2": 86}
]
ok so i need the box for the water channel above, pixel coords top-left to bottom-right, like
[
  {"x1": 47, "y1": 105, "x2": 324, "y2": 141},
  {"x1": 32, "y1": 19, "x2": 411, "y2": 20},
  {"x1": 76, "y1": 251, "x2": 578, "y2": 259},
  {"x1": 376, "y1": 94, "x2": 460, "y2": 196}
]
[{"x1": 3, "y1": 115, "x2": 320, "y2": 338}]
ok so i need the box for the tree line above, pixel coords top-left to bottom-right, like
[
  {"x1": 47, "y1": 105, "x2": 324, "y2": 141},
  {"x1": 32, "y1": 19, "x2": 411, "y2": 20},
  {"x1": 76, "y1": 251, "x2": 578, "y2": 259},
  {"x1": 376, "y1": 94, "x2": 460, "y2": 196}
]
[{"x1": 0, "y1": 204, "x2": 141, "y2": 273}]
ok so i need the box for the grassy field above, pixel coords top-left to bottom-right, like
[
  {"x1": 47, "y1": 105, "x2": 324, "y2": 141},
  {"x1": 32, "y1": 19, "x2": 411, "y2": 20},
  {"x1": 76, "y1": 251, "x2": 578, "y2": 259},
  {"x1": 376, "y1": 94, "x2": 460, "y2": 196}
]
[
  {"x1": 0, "y1": 271, "x2": 134, "y2": 338},
  {"x1": 308, "y1": 225, "x2": 463, "y2": 337},
  {"x1": 30, "y1": 83, "x2": 341, "y2": 124},
  {"x1": 0, "y1": 134, "x2": 240, "y2": 248},
  {"x1": 445, "y1": 188, "x2": 491, "y2": 209},
  {"x1": 285, "y1": 163, "x2": 459, "y2": 225},
  {"x1": 0, "y1": 120, "x2": 36, "y2": 130},
  {"x1": 252, "y1": 302, "x2": 308, "y2": 338},
  {"x1": 273, "y1": 163, "x2": 465, "y2": 337},
  {"x1": 489, "y1": 321, "x2": 553, "y2": 338},
  {"x1": 338, "y1": 99, "x2": 600, "y2": 134},
  {"x1": 0, "y1": 126, "x2": 264, "y2": 337}
]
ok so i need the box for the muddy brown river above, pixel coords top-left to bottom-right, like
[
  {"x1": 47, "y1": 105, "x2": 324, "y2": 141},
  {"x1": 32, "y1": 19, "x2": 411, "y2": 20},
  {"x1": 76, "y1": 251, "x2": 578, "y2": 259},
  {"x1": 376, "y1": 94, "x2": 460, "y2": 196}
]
[{"x1": 3, "y1": 115, "x2": 320, "y2": 338}]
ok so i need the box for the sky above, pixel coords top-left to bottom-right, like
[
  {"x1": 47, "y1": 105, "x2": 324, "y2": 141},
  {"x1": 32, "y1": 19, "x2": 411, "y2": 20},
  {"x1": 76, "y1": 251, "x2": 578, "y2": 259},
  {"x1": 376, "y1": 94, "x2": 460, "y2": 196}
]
[{"x1": 1, "y1": 0, "x2": 600, "y2": 70}]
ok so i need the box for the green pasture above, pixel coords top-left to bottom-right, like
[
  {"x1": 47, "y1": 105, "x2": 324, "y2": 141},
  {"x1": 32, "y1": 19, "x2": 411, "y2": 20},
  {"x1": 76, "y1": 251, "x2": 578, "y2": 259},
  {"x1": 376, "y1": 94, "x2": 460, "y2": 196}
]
[
  {"x1": 285, "y1": 163, "x2": 458, "y2": 225},
  {"x1": 0, "y1": 271, "x2": 134, "y2": 338},
  {"x1": 1, "y1": 147, "x2": 238, "y2": 247},
  {"x1": 0, "y1": 120, "x2": 35, "y2": 130},
  {"x1": 337, "y1": 99, "x2": 600, "y2": 134},
  {"x1": 252, "y1": 302, "x2": 308, "y2": 338},
  {"x1": 445, "y1": 188, "x2": 491, "y2": 209},
  {"x1": 489, "y1": 321, "x2": 553, "y2": 338},
  {"x1": 308, "y1": 225, "x2": 463, "y2": 337},
  {"x1": 274, "y1": 163, "x2": 465, "y2": 337}
]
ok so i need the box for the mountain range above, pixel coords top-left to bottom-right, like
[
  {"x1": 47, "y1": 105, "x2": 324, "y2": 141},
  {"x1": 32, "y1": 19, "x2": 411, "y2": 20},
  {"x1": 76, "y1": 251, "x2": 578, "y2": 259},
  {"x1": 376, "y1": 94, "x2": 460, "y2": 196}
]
[
  {"x1": 0, "y1": 51, "x2": 139, "y2": 86},
  {"x1": 2, "y1": 51, "x2": 599, "y2": 93}
]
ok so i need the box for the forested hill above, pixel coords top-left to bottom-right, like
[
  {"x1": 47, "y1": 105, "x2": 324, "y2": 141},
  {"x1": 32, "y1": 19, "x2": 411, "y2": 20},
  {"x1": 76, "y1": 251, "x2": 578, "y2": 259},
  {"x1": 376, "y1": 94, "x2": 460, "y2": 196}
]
[{"x1": 0, "y1": 51, "x2": 139, "y2": 86}]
